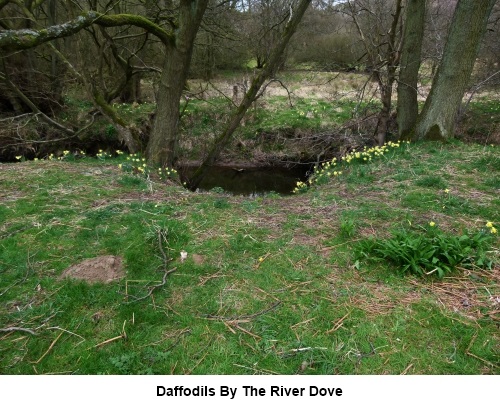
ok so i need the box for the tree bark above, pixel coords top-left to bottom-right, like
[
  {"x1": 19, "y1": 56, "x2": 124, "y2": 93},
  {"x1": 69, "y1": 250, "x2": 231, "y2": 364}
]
[
  {"x1": 0, "y1": 11, "x2": 172, "y2": 52},
  {"x1": 146, "y1": 0, "x2": 209, "y2": 168},
  {"x1": 187, "y1": 0, "x2": 312, "y2": 191},
  {"x1": 396, "y1": 0, "x2": 426, "y2": 139},
  {"x1": 413, "y1": 0, "x2": 496, "y2": 141}
]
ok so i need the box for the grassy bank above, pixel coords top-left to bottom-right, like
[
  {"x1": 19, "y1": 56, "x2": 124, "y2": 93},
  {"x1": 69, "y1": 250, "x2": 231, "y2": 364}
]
[{"x1": 0, "y1": 141, "x2": 498, "y2": 374}]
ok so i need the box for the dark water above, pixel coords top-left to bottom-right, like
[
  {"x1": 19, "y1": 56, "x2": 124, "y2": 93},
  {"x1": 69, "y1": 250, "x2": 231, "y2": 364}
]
[{"x1": 181, "y1": 165, "x2": 311, "y2": 196}]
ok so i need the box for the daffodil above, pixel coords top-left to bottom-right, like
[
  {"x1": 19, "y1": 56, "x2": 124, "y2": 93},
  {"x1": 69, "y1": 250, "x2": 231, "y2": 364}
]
[
  {"x1": 444, "y1": 189, "x2": 449, "y2": 194},
  {"x1": 486, "y1": 221, "x2": 493, "y2": 228},
  {"x1": 491, "y1": 227, "x2": 497, "y2": 234},
  {"x1": 15, "y1": 156, "x2": 22, "y2": 160},
  {"x1": 429, "y1": 221, "x2": 436, "y2": 227}
]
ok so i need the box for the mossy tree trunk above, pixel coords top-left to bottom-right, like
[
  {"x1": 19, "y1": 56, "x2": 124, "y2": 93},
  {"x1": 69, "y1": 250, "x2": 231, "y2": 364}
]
[
  {"x1": 396, "y1": 0, "x2": 426, "y2": 140},
  {"x1": 146, "y1": 0, "x2": 209, "y2": 168},
  {"x1": 413, "y1": 0, "x2": 496, "y2": 141}
]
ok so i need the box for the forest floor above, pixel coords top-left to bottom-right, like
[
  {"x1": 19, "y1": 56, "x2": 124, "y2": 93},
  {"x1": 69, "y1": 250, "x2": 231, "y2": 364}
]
[{"x1": 0, "y1": 140, "x2": 498, "y2": 374}]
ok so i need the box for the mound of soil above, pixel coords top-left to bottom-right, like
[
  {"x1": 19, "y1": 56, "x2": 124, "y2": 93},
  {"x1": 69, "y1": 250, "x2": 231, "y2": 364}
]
[{"x1": 59, "y1": 255, "x2": 125, "y2": 284}]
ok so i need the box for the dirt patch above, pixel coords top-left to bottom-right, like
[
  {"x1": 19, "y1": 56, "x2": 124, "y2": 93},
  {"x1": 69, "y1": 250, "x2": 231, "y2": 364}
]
[
  {"x1": 192, "y1": 254, "x2": 205, "y2": 265},
  {"x1": 59, "y1": 255, "x2": 125, "y2": 284}
]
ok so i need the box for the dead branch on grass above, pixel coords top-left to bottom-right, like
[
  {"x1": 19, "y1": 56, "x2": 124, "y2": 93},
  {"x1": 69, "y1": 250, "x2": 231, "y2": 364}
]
[
  {"x1": 92, "y1": 335, "x2": 124, "y2": 349},
  {"x1": 126, "y1": 227, "x2": 176, "y2": 303},
  {"x1": 400, "y1": 363, "x2": 414, "y2": 375},
  {"x1": 326, "y1": 312, "x2": 351, "y2": 334},
  {"x1": 91, "y1": 320, "x2": 128, "y2": 349}
]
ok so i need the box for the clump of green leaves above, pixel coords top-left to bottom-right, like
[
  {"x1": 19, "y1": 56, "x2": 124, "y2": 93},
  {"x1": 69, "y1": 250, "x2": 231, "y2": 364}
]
[
  {"x1": 339, "y1": 217, "x2": 357, "y2": 239},
  {"x1": 355, "y1": 222, "x2": 496, "y2": 278},
  {"x1": 210, "y1": 186, "x2": 225, "y2": 194}
]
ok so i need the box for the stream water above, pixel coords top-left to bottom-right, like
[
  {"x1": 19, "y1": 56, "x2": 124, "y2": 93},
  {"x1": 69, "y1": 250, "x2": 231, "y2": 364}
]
[{"x1": 181, "y1": 165, "x2": 311, "y2": 196}]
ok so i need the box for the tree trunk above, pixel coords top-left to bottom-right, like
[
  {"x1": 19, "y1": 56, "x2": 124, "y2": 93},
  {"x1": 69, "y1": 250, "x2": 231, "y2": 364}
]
[
  {"x1": 413, "y1": 0, "x2": 496, "y2": 141},
  {"x1": 376, "y1": 82, "x2": 394, "y2": 146},
  {"x1": 397, "y1": 0, "x2": 426, "y2": 139},
  {"x1": 146, "y1": 0, "x2": 209, "y2": 168},
  {"x1": 188, "y1": 0, "x2": 312, "y2": 190}
]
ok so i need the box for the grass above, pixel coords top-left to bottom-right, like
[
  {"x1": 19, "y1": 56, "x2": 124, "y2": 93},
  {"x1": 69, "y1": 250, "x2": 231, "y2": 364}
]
[{"x1": 0, "y1": 141, "x2": 499, "y2": 375}]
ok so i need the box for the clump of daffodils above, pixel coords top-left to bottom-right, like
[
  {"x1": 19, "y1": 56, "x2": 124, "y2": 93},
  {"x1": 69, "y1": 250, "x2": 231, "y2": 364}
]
[
  {"x1": 293, "y1": 140, "x2": 409, "y2": 194},
  {"x1": 121, "y1": 153, "x2": 148, "y2": 175},
  {"x1": 15, "y1": 149, "x2": 89, "y2": 162},
  {"x1": 341, "y1": 140, "x2": 405, "y2": 164},
  {"x1": 486, "y1": 221, "x2": 497, "y2": 234},
  {"x1": 96, "y1": 149, "x2": 112, "y2": 160},
  {"x1": 293, "y1": 180, "x2": 308, "y2": 194},
  {"x1": 120, "y1": 152, "x2": 178, "y2": 182},
  {"x1": 157, "y1": 166, "x2": 178, "y2": 181},
  {"x1": 307, "y1": 157, "x2": 343, "y2": 187}
]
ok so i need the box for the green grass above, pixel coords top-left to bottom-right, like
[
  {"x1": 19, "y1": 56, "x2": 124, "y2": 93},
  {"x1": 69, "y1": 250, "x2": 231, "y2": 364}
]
[{"x1": 0, "y1": 142, "x2": 499, "y2": 375}]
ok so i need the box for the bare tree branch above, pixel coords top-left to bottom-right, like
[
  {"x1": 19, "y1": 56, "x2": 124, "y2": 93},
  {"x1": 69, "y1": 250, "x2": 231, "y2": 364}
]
[{"x1": 0, "y1": 11, "x2": 173, "y2": 52}]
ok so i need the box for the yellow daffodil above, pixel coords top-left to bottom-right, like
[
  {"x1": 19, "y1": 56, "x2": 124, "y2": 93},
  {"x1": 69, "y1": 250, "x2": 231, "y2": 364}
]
[
  {"x1": 490, "y1": 227, "x2": 497, "y2": 234},
  {"x1": 486, "y1": 221, "x2": 493, "y2": 228},
  {"x1": 429, "y1": 221, "x2": 436, "y2": 227}
]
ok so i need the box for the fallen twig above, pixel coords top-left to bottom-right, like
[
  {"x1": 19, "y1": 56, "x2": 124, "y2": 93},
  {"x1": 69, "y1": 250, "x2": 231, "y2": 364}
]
[
  {"x1": 126, "y1": 228, "x2": 176, "y2": 303},
  {"x1": 31, "y1": 331, "x2": 64, "y2": 364},
  {"x1": 326, "y1": 312, "x2": 351, "y2": 334},
  {"x1": 91, "y1": 320, "x2": 127, "y2": 349},
  {"x1": 400, "y1": 363, "x2": 413, "y2": 375},
  {"x1": 46, "y1": 326, "x2": 85, "y2": 342},
  {"x1": 92, "y1": 335, "x2": 124, "y2": 349},
  {"x1": 0, "y1": 327, "x2": 37, "y2": 335},
  {"x1": 232, "y1": 323, "x2": 262, "y2": 340}
]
